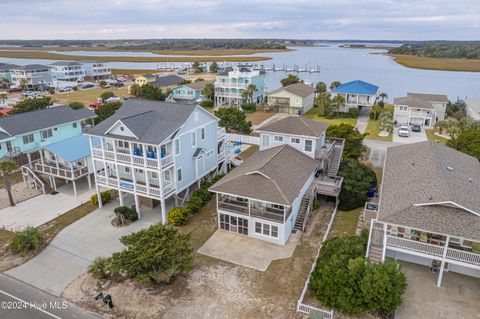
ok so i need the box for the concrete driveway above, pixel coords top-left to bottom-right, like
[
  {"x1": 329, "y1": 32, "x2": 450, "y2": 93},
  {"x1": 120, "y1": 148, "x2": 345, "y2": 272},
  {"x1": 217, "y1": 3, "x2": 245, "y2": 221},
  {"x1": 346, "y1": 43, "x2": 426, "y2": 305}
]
[
  {"x1": 355, "y1": 106, "x2": 370, "y2": 134},
  {"x1": 6, "y1": 202, "x2": 163, "y2": 296},
  {"x1": 393, "y1": 127, "x2": 427, "y2": 144},
  {"x1": 198, "y1": 229, "x2": 300, "y2": 271},
  {"x1": 395, "y1": 262, "x2": 480, "y2": 319}
]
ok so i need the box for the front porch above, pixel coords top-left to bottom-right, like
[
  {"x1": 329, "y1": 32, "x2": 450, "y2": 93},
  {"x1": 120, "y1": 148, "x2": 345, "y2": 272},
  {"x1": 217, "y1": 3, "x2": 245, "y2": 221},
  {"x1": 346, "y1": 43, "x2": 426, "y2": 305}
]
[{"x1": 197, "y1": 229, "x2": 300, "y2": 271}]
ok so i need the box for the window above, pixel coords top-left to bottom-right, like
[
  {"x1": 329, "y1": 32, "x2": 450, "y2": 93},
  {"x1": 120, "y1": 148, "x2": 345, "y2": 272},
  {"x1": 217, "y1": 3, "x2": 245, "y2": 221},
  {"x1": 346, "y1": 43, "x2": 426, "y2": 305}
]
[
  {"x1": 255, "y1": 222, "x2": 262, "y2": 234},
  {"x1": 22, "y1": 134, "x2": 34, "y2": 144},
  {"x1": 124, "y1": 167, "x2": 130, "y2": 173},
  {"x1": 72, "y1": 122, "x2": 78, "y2": 129},
  {"x1": 164, "y1": 170, "x2": 172, "y2": 182},
  {"x1": 201, "y1": 128, "x2": 205, "y2": 140},
  {"x1": 41, "y1": 129, "x2": 52, "y2": 139},
  {"x1": 274, "y1": 135, "x2": 283, "y2": 142},
  {"x1": 151, "y1": 172, "x2": 158, "y2": 179},
  {"x1": 175, "y1": 139, "x2": 180, "y2": 156},
  {"x1": 291, "y1": 137, "x2": 300, "y2": 144},
  {"x1": 206, "y1": 149, "x2": 213, "y2": 158},
  {"x1": 271, "y1": 226, "x2": 278, "y2": 238},
  {"x1": 177, "y1": 168, "x2": 183, "y2": 182},
  {"x1": 304, "y1": 140, "x2": 313, "y2": 152},
  {"x1": 254, "y1": 222, "x2": 279, "y2": 238},
  {"x1": 263, "y1": 224, "x2": 270, "y2": 236},
  {"x1": 117, "y1": 141, "x2": 129, "y2": 149},
  {"x1": 191, "y1": 131, "x2": 196, "y2": 147}
]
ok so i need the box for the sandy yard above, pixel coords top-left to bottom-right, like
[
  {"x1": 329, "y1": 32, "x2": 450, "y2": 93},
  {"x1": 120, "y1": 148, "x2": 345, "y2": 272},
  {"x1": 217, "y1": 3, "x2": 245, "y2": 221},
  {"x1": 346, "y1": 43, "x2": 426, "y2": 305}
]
[
  {"x1": 246, "y1": 109, "x2": 276, "y2": 126},
  {"x1": 62, "y1": 200, "x2": 335, "y2": 318},
  {"x1": 0, "y1": 182, "x2": 41, "y2": 210}
]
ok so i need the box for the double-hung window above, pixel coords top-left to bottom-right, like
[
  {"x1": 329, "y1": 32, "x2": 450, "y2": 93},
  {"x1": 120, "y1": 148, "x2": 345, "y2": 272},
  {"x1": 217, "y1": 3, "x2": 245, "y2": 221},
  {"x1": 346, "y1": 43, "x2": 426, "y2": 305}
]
[
  {"x1": 41, "y1": 129, "x2": 52, "y2": 140},
  {"x1": 274, "y1": 135, "x2": 283, "y2": 142},
  {"x1": 22, "y1": 134, "x2": 34, "y2": 144},
  {"x1": 291, "y1": 137, "x2": 300, "y2": 144},
  {"x1": 304, "y1": 140, "x2": 313, "y2": 152},
  {"x1": 191, "y1": 131, "x2": 196, "y2": 147}
]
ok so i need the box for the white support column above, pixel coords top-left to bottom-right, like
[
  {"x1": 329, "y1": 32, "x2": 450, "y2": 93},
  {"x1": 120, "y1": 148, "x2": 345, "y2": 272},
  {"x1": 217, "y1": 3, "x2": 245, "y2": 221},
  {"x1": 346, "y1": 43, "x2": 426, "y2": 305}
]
[
  {"x1": 118, "y1": 190, "x2": 124, "y2": 206},
  {"x1": 160, "y1": 198, "x2": 167, "y2": 224},
  {"x1": 72, "y1": 180, "x2": 77, "y2": 197},
  {"x1": 365, "y1": 219, "x2": 375, "y2": 258},
  {"x1": 381, "y1": 222, "x2": 388, "y2": 262},
  {"x1": 96, "y1": 184, "x2": 103, "y2": 208},
  {"x1": 52, "y1": 176, "x2": 57, "y2": 191},
  {"x1": 437, "y1": 236, "x2": 450, "y2": 287},
  {"x1": 87, "y1": 173, "x2": 92, "y2": 189},
  {"x1": 27, "y1": 152, "x2": 32, "y2": 165},
  {"x1": 134, "y1": 194, "x2": 141, "y2": 219}
]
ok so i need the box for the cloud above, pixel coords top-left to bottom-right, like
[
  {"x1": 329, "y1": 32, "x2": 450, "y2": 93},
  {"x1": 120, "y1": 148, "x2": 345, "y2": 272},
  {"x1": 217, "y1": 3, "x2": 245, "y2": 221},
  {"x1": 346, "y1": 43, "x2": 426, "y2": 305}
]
[{"x1": 0, "y1": 0, "x2": 478, "y2": 39}]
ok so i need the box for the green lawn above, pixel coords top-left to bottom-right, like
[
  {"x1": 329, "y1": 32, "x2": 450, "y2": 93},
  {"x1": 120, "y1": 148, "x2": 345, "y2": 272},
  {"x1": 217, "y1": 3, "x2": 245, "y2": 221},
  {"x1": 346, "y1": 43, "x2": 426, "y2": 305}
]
[
  {"x1": 329, "y1": 208, "x2": 362, "y2": 238},
  {"x1": 425, "y1": 129, "x2": 450, "y2": 144},
  {"x1": 302, "y1": 108, "x2": 357, "y2": 126},
  {"x1": 365, "y1": 104, "x2": 394, "y2": 141}
]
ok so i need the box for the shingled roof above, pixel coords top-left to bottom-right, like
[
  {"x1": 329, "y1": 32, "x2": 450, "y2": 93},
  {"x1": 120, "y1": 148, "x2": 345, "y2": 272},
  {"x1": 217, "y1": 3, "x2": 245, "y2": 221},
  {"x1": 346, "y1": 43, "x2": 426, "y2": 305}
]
[
  {"x1": 394, "y1": 93, "x2": 449, "y2": 109},
  {"x1": 378, "y1": 141, "x2": 480, "y2": 241},
  {"x1": 209, "y1": 145, "x2": 317, "y2": 205},
  {"x1": 85, "y1": 99, "x2": 197, "y2": 145},
  {"x1": 257, "y1": 116, "x2": 328, "y2": 138},
  {"x1": 268, "y1": 83, "x2": 315, "y2": 98}
]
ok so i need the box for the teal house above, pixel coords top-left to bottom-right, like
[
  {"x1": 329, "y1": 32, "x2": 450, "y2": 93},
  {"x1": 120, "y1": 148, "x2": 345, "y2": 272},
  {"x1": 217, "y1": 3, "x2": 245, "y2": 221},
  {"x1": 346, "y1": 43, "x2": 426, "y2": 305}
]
[
  {"x1": 0, "y1": 106, "x2": 95, "y2": 165},
  {"x1": 170, "y1": 81, "x2": 212, "y2": 104}
]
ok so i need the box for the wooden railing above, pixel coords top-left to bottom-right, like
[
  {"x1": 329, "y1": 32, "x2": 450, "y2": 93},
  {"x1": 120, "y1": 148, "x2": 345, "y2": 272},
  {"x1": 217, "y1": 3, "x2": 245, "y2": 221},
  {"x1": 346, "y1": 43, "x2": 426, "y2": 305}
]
[
  {"x1": 218, "y1": 200, "x2": 249, "y2": 215},
  {"x1": 386, "y1": 235, "x2": 444, "y2": 257},
  {"x1": 34, "y1": 162, "x2": 88, "y2": 180},
  {"x1": 250, "y1": 207, "x2": 286, "y2": 223}
]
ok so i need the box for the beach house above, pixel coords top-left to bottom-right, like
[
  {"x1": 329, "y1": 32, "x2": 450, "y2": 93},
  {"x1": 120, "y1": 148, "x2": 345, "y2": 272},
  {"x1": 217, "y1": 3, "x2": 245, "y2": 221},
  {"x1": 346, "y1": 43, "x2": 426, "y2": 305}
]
[
  {"x1": 331, "y1": 80, "x2": 379, "y2": 112},
  {"x1": 266, "y1": 83, "x2": 315, "y2": 114},
  {"x1": 393, "y1": 93, "x2": 448, "y2": 127}
]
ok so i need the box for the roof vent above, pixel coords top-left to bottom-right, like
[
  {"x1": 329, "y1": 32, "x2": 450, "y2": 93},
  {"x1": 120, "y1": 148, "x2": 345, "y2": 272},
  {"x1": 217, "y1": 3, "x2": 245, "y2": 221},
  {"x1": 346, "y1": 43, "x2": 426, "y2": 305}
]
[{"x1": 447, "y1": 166, "x2": 453, "y2": 171}]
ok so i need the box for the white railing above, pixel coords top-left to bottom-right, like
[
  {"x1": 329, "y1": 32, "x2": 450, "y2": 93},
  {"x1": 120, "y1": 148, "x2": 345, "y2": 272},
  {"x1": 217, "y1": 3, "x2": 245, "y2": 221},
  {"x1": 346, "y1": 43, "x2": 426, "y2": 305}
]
[
  {"x1": 217, "y1": 151, "x2": 226, "y2": 162},
  {"x1": 146, "y1": 158, "x2": 159, "y2": 168},
  {"x1": 116, "y1": 153, "x2": 131, "y2": 163},
  {"x1": 161, "y1": 155, "x2": 174, "y2": 168},
  {"x1": 96, "y1": 175, "x2": 107, "y2": 184},
  {"x1": 104, "y1": 150, "x2": 115, "y2": 160},
  {"x1": 226, "y1": 133, "x2": 260, "y2": 145},
  {"x1": 150, "y1": 187, "x2": 161, "y2": 196},
  {"x1": 386, "y1": 236, "x2": 444, "y2": 257},
  {"x1": 133, "y1": 156, "x2": 145, "y2": 166},
  {"x1": 108, "y1": 178, "x2": 118, "y2": 186},
  {"x1": 92, "y1": 148, "x2": 103, "y2": 158},
  {"x1": 21, "y1": 165, "x2": 46, "y2": 194},
  {"x1": 163, "y1": 182, "x2": 176, "y2": 197},
  {"x1": 217, "y1": 127, "x2": 226, "y2": 139},
  {"x1": 446, "y1": 248, "x2": 480, "y2": 266},
  {"x1": 137, "y1": 184, "x2": 147, "y2": 194},
  {"x1": 296, "y1": 205, "x2": 337, "y2": 318}
]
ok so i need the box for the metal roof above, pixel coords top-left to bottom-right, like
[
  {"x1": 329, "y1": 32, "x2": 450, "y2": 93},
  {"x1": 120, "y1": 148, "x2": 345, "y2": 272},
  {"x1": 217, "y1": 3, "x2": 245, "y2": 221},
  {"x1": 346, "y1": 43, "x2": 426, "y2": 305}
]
[
  {"x1": 332, "y1": 80, "x2": 379, "y2": 95},
  {"x1": 44, "y1": 135, "x2": 100, "y2": 163}
]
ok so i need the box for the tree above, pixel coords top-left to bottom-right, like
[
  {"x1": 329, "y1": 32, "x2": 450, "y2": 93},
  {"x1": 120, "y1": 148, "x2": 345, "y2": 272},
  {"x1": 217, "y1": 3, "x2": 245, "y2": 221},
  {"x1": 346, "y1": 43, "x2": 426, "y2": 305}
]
[
  {"x1": 434, "y1": 119, "x2": 449, "y2": 135},
  {"x1": 100, "y1": 91, "x2": 115, "y2": 101},
  {"x1": 19, "y1": 79, "x2": 29, "y2": 91},
  {"x1": 370, "y1": 104, "x2": 383, "y2": 120},
  {"x1": 130, "y1": 84, "x2": 167, "y2": 101},
  {"x1": 379, "y1": 110, "x2": 393, "y2": 133},
  {"x1": 315, "y1": 93, "x2": 331, "y2": 115},
  {"x1": 209, "y1": 61, "x2": 218, "y2": 73},
  {"x1": 241, "y1": 84, "x2": 257, "y2": 103},
  {"x1": 315, "y1": 81, "x2": 327, "y2": 95},
  {"x1": 214, "y1": 107, "x2": 252, "y2": 134},
  {"x1": 379, "y1": 92, "x2": 388, "y2": 102},
  {"x1": 447, "y1": 128, "x2": 480, "y2": 160},
  {"x1": 331, "y1": 95, "x2": 345, "y2": 113},
  {"x1": 337, "y1": 159, "x2": 377, "y2": 211},
  {"x1": 99, "y1": 80, "x2": 108, "y2": 88},
  {"x1": 0, "y1": 159, "x2": 16, "y2": 207},
  {"x1": 446, "y1": 99, "x2": 466, "y2": 118},
  {"x1": 192, "y1": 61, "x2": 202, "y2": 73},
  {"x1": 0, "y1": 92, "x2": 7, "y2": 104},
  {"x1": 329, "y1": 81, "x2": 342, "y2": 90},
  {"x1": 10, "y1": 97, "x2": 52, "y2": 114},
  {"x1": 0, "y1": 78, "x2": 11, "y2": 89},
  {"x1": 94, "y1": 102, "x2": 122, "y2": 124},
  {"x1": 444, "y1": 117, "x2": 461, "y2": 138},
  {"x1": 326, "y1": 124, "x2": 367, "y2": 160},
  {"x1": 89, "y1": 223, "x2": 194, "y2": 284},
  {"x1": 280, "y1": 74, "x2": 302, "y2": 87},
  {"x1": 68, "y1": 102, "x2": 84, "y2": 110},
  {"x1": 202, "y1": 83, "x2": 214, "y2": 100}
]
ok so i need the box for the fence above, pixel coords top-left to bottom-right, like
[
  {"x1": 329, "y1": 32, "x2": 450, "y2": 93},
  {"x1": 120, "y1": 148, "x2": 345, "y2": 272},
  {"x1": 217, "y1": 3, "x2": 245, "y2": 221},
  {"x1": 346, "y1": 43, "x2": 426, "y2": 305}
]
[
  {"x1": 226, "y1": 133, "x2": 260, "y2": 145},
  {"x1": 296, "y1": 205, "x2": 338, "y2": 318}
]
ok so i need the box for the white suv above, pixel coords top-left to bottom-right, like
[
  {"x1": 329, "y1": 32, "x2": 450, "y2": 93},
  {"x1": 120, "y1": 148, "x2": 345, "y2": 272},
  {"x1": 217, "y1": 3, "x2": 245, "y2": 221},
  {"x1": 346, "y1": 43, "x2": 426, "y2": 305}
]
[{"x1": 398, "y1": 126, "x2": 410, "y2": 137}]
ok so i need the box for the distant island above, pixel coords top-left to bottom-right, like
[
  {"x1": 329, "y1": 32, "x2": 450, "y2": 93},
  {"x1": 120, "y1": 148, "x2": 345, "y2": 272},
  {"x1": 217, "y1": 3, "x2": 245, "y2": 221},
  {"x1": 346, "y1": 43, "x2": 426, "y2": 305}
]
[{"x1": 388, "y1": 42, "x2": 480, "y2": 72}]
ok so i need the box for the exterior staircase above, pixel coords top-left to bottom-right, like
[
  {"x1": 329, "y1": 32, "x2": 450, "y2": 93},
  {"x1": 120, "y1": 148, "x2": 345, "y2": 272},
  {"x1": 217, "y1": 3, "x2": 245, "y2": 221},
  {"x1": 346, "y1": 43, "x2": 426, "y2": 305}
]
[
  {"x1": 368, "y1": 245, "x2": 383, "y2": 263},
  {"x1": 327, "y1": 138, "x2": 345, "y2": 177},
  {"x1": 21, "y1": 165, "x2": 53, "y2": 194},
  {"x1": 294, "y1": 187, "x2": 315, "y2": 232},
  {"x1": 366, "y1": 221, "x2": 386, "y2": 264}
]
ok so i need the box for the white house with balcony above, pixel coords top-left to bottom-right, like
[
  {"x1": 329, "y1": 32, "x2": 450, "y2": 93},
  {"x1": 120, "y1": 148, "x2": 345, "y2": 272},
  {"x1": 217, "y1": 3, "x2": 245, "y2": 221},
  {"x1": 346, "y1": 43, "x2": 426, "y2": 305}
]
[
  {"x1": 331, "y1": 80, "x2": 379, "y2": 112},
  {"x1": 214, "y1": 65, "x2": 266, "y2": 107},
  {"x1": 50, "y1": 61, "x2": 85, "y2": 82},
  {"x1": 393, "y1": 93, "x2": 448, "y2": 127},
  {"x1": 83, "y1": 61, "x2": 112, "y2": 80},
  {"x1": 85, "y1": 99, "x2": 226, "y2": 223},
  {"x1": 366, "y1": 141, "x2": 480, "y2": 287},
  {"x1": 266, "y1": 82, "x2": 315, "y2": 115},
  {"x1": 209, "y1": 116, "x2": 345, "y2": 245}
]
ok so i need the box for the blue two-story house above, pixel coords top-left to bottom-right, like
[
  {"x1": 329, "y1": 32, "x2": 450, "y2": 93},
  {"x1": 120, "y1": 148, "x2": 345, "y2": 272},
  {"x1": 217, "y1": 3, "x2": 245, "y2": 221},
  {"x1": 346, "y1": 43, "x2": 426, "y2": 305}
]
[
  {"x1": 170, "y1": 81, "x2": 212, "y2": 104},
  {"x1": 85, "y1": 99, "x2": 227, "y2": 223},
  {"x1": 0, "y1": 106, "x2": 95, "y2": 166}
]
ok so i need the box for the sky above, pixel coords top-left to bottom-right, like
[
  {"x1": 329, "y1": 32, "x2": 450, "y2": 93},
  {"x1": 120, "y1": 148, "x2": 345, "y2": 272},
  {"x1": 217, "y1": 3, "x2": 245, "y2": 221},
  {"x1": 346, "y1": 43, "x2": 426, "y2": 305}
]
[{"x1": 1, "y1": 0, "x2": 479, "y2": 40}]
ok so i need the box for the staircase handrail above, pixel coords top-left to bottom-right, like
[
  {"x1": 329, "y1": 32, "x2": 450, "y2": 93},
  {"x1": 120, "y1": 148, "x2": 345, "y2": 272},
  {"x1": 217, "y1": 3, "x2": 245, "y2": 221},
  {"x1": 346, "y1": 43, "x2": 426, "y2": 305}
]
[{"x1": 22, "y1": 164, "x2": 46, "y2": 194}]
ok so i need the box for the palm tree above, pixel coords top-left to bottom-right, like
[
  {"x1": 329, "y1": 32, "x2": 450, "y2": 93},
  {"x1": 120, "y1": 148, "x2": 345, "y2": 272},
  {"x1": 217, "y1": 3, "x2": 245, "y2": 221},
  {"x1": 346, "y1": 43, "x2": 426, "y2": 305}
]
[
  {"x1": 0, "y1": 78, "x2": 11, "y2": 89},
  {"x1": 371, "y1": 104, "x2": 383, "y2": 120},
  {"x1": 331, "y1": 95, "x2": 345, "y2": 113},
  {"x1": 19, "y1": 79, "x2": 29, "y2": 91},
  {"x1": 0, "y1": 93, "x2": 7, "y2": 104},
  {"x1": 0, "y1": 159, "x2": 16, "y2": 207},
  {"x1": 315, "y1": 81, "x2": 327, "y2": 95},
  {"x1": 241, "y1": 84, "x2": 257, "y2": 104},
  {"x1": 202, "y1": 83, "x2": 214, "y2": 100},
  {"x1": 329, "y1": 81, "x2": 342, "y2": 90},
  {"x1": 379, "y1": 92, "x2": 388, "y2": 102},
  {"x1": 444, "y1": 117, "x2": 460, "y2": 138},
  {"x1": 434, "y1": 120, "x2": 448, "y2": 135},
  {"x1": 380, "y1": 110, "x2": 394, "y2": 133}
]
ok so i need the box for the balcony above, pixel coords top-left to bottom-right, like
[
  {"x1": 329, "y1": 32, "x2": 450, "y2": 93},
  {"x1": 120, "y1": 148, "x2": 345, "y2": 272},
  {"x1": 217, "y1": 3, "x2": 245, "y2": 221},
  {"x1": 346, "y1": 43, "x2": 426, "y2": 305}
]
[
  {"x1": 217, "y1": 127, "x2": 226, "y2": 140},
  {"x1": 315, "y1": 176, "x2": 343, "y2": 197},
  {"x1": 218, "y1": 197, "x2": 249, "y2": 216},
  {"x1": 34, "y1": 160, "x2": 88, "y2": 180},
  {"x1": 250, "y1": 205, "x2": 291, "y2": 223},
  {"x1": 96, "y1": 173, "x2": 175, "y2": 198},
  {"x1": 92, "y1": 145, "x2": 163, "y2": 169},
  {"x1": 217, "y1": 195, "x2": 291, "y2": 223}
]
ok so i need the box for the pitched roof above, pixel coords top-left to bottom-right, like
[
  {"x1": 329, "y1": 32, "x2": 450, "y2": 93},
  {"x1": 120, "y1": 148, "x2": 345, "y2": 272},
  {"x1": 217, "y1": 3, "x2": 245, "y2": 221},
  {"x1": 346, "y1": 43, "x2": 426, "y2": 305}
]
[
  {"x1": 394, "y1": 92, "x2": 449, "y2": 109},
  {"x1": 141, "y1": 74, "x2": 156, "y2": 79},
  {"x1": 378, "y1": 141, "x2": 480, "y2": 241},
  {"x1": 44, "y1": 135, "x2": 100, "y2": 163},
  {"x1": 0, "y1": 106, "x2": 95, "y2": 138},
  {"x1": 257, "y1": 116, "x2": 328, "y2": 138},
  {"x1": 209, "y1": 145, "x2": 317, "y2": 205},
  {"x1": 10, "y1": 64, "x2": 52, "y2": 71},
  {"x1": 85, "y1": 99, "x2": 197, "y2": 145},
  {"x1": 332, "y1": 80, "x2": 379, "y2": 95},
  {"x1": 0, "y1": 63, "x2": 20, "y2": 71},
  {"x1": 50, "y1": 61, "x2": 83, "y2": 66},
  {"x1": 268, "y1": 82, "x2": 315, "y2": 98},
  {"x1": 151, "y1": 74, "x2": 185, "y2": 88},
  {"x1": 184, "y1": 80, "x2": 212, "y2": 91}
]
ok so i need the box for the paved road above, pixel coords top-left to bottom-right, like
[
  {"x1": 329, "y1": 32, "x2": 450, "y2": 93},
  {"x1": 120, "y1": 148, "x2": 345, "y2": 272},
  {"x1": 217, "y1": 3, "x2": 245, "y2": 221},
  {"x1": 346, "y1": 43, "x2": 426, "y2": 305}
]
[
  {"x1": 0, "y1": 273, "x2": 101, "y2": 319},
  {"x1": 364, "y1": 139, "x2": 399, "y2": 167},
  {"x1": 6, "y1": 199, "x2": 163, "y2": 296}
]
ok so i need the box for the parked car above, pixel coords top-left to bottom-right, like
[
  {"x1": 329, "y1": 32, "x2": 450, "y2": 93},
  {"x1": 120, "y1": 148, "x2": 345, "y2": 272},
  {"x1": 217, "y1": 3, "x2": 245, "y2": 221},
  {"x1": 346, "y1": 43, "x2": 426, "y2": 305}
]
[
  {"x1": 81, "y1": 84, "x2": 94, "y2": 89},
  {"x1": 7, "y1": 87, "x2": 22, "y2": 93},
  {"x1": 113, "y1": 82, "x2": 124, "y2": 88},
  {"x1": 398, "y1": 126, "x2": 410, "y2": 137},
  {"x1": 411, "y1": 124, "x2": 422, "y2": 132},
  {"x1": 115, "y1": 76, "x2": 126, "y2": 82},
  {"x1": 58, "y1": 87, "x2": 72, "y2": 93}
]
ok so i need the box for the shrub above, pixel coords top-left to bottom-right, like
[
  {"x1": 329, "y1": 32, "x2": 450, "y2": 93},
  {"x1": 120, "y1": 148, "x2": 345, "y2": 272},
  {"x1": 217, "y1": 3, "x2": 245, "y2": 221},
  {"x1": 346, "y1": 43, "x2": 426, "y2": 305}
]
[
  {"x1": 100, "y1": 91, "x2": 115, "y2": 101},
  {"x1": 69, "y1": 101, "x2": 84, "y2": 110},
  {"x1": 201, "y1": 99, "x2": 214, "y2": 108},
  {"x1": 89, "y1": 256, "x2": 112, "y2": 279},
  {"x1": 240, "y1": 103, "x2": 256, "y2": 112},
  {"x1": 326, "y1": 124, "x2": 367, "y2": 160},
  {"x1": 348, "y1": 107, "x2": 359, "y2": 118},
  {"x1": 114, "y1": 206, "x2": 138, "y2": 222},
  {"x1": 47, "y1": 87, "x2": 55, "y2": 94},
  {"x1": 211, "y1": 173, "x2": 225, "y2": 184},
  {"x1": 90, "y1": 191, "x2": 112, "y2": 206},
  {"x1": 338, "y1": 159, "x2": 377, "y2": 211},
  {"x1": 186, "y1": 196, "x2": 203, "y2": 214},
  {"x1": 90, "y1": 224, "x2": 193, "y2": 285},
  {"x1": 168, "y1": 207, "x2": 191, "y2": 226},
  {"x1": 377, "y1": 101, "x2": 385, "y2": 108},
  {"x1": 191, "y1": 188, "x2": 211, "y2": 203},
  {"x1": 9, "y1": 227, "x2": 44, "y2": 255},
  {"x1": 200, "y1": 179, "x2": 213, "y2": 190}
]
